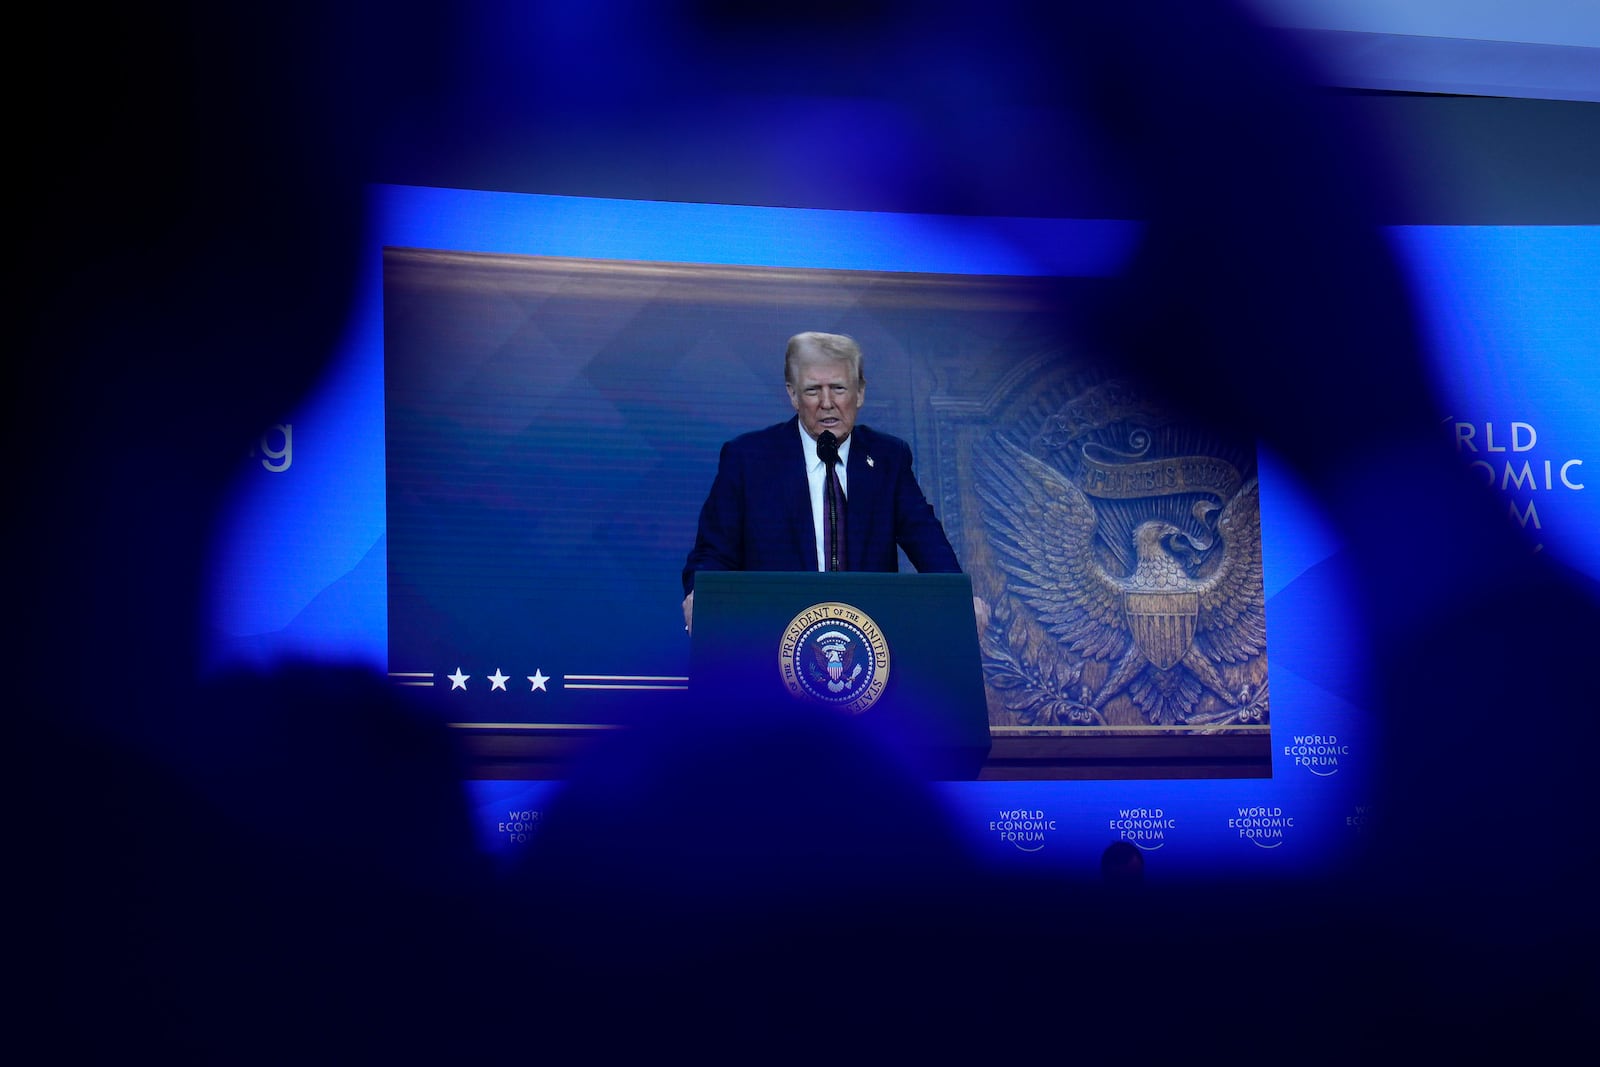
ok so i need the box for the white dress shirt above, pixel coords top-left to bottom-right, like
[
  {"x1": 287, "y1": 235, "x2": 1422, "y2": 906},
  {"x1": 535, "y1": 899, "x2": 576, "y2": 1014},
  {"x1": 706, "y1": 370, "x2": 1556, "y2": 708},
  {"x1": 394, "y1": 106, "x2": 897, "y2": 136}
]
[{"x1": 798, "y1": 420, "x2": 850, "y2": 571}]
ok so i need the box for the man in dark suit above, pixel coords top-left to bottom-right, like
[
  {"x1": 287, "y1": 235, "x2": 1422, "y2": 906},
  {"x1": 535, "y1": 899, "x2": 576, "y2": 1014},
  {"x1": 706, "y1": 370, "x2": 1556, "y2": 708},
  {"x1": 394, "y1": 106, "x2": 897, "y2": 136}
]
[{"x1": 681, "y1": 332, "x2": 974, "y2": 633}]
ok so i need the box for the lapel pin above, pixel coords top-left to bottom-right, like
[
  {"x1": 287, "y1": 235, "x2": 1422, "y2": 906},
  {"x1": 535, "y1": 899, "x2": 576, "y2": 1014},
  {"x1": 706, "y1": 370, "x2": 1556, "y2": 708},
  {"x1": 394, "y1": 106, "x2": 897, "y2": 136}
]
[{"x1": 866, "y1": 455, "x2": 874, "y2": 468}]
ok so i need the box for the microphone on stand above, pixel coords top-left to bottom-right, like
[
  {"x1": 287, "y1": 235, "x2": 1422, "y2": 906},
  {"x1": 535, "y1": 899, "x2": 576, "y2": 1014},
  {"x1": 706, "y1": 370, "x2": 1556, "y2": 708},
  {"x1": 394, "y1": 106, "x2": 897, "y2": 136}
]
[
  {"x1": 816, "y1": 430, "x2": 845, "y2": 571},
  {"x1": 816, "y1": 430, "x2": 839, "y2": 465}
]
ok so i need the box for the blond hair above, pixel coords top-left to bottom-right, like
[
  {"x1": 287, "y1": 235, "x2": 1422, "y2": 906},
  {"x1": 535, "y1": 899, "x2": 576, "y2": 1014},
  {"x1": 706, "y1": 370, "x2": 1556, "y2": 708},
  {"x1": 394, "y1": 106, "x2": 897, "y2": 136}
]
[{"x1": 784, "y1": 331, "x2": 864, "y2": 387}]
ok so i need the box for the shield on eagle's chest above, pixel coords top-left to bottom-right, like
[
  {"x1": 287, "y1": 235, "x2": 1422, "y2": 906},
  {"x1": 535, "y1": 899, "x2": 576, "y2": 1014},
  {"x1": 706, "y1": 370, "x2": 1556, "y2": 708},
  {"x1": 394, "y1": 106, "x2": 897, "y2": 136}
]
[{"x1": 1123, "y1": 591, "x2": 1199, "y2": 670}]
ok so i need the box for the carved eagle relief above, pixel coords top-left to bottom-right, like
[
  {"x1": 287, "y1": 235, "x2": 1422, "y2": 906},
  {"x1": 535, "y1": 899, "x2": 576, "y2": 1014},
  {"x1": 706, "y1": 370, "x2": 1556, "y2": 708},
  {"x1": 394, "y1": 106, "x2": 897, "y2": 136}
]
[{"x1": 976, "y1": 436, "x2": 1267, "y2": 726}]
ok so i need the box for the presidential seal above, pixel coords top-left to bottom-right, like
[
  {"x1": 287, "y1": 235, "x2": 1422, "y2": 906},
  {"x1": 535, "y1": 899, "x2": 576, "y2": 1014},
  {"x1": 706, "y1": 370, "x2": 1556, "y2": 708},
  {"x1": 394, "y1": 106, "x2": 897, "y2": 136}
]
[{"x1": 779, "y1": 601, "x2": 891, "y2": 714}]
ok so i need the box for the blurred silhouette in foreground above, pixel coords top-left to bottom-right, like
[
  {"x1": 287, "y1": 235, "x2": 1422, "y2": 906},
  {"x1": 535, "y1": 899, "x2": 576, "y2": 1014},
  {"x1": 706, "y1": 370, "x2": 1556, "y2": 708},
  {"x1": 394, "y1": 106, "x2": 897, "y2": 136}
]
[
  {"x1": 1100, "y1": 840, "x2": 1147, "y2": 887},
  {"x1": 18, "y1": 0, "x2": 1597, "y2": 1057}
]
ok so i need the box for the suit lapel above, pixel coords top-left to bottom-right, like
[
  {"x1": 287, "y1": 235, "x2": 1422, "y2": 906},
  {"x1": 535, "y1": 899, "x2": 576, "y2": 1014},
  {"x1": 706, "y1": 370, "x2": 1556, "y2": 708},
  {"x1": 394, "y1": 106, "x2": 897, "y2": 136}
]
[
  {"x1": 845, "y1": 425, "x2": 872, "y2": 567},
  {"x1": 782, "y1": 417, "x2": 818, "y2": 570}
]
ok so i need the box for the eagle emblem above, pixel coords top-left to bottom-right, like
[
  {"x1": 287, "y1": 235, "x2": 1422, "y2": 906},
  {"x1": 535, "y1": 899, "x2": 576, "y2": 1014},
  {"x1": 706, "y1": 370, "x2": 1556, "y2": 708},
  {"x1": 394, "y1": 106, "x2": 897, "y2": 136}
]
[
  {"x1": 779, "y1": 603, "x2": 890, "y2": 713},
  {"x1": 976, "y1": 436, "x2": 1267, "y2": 726},
  {"x1": 811, "y1": 630, "x2": 861, "y2": 693}
]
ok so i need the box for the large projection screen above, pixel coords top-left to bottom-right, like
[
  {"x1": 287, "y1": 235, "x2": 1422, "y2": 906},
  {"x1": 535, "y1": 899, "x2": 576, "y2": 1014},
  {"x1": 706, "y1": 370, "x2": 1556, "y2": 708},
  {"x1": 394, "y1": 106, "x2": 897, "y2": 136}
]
[{"x1": 205, "y1": 183, "x2": 1597, "y2": 880}]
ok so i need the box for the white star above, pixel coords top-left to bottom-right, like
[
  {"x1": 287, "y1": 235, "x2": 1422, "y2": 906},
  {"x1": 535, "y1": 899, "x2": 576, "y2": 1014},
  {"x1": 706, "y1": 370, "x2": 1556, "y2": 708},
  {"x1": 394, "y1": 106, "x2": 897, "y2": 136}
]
[
  {"x1": 528, "y1": 669, "x2": 550, "y2": 692},
  {"x1": 488, "y1": 669, "x2": 509, "y2": 691},
  {"x1": 448, "y1": 668, "x2": 469, "y2": 691}
]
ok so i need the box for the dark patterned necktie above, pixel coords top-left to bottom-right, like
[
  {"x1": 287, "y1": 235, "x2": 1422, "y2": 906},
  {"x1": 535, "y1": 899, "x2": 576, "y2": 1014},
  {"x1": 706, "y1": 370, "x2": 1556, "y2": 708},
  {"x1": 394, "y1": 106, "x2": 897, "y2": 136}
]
[{"x1": 818, "y1": 431, "x2": 848, "y2": 571}]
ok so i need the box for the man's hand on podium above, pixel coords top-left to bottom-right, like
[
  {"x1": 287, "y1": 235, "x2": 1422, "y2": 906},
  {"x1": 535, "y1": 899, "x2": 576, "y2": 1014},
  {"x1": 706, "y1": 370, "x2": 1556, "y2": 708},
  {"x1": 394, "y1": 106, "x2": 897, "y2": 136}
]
[{"x1": 683, "y1": 590, "x2": 694, "y2": 635}]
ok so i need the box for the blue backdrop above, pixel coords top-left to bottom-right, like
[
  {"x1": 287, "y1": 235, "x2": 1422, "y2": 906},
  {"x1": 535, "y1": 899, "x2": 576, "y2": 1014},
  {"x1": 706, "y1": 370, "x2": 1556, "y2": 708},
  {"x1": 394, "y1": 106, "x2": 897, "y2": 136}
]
[{"x1": 203, "y1": 184, "x2": 1598, "y2": 882}]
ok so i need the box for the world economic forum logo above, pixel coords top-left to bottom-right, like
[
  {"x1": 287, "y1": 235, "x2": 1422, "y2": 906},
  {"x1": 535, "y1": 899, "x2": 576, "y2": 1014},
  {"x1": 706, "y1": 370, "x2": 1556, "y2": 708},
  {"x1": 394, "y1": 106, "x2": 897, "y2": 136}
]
[{"x1": 779, "y1": 601, "x2": 891, "y2": 714}]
